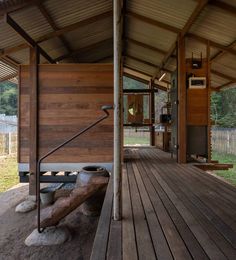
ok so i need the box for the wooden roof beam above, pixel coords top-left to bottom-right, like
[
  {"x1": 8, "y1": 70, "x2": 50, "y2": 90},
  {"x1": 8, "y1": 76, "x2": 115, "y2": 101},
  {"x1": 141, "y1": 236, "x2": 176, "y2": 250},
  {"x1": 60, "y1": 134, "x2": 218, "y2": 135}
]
[
  {"x1": 211, "y1": 70, "x2": 236, "y2": 83},
  {"x1": 36, "y1": 2, "x2": 76, "y2": 61},
  {"x1": 152, "y1": 0, "x2": 208, "y2": 79},
  {"x1": 0, "y1": 72, "x2": 18, "y2": 83},
  {"x1": 55, "y1": 38, "x2": 113, "y2": 62},
  {"x1": 124, "y1": 72, "x2": 168, "y2": 91},
  {"x1": 209, "y1": 0, "x2": 236, "y2": 16},
  {"x1": 126, "y1": 55, "x2": 173, "y2": 74},
  {"x1": 188, "y1": 33, "x2": 236, "y2": 56},
  {"x1": 126, "y1": 38, "x2": 167, "y2": 55},
  {"x1": 0, "y1": 11, "x2": 113, "y2": 59},
  {"x1": 0, "y1": 55, "x2": 19, "y2": 69},
  {"x1": 124, "y1": 66, "x2": 171, "y2": 85},
  {"x1": 0, "y1": 0, "x2": 40, "y2": 19},
  {"x1": 126, "y1": 11, "x2": 180, "y2": 34},
  {"x1": 126, "y1": 11, "x2": 236, "y2": 58},
  {"x1": 5, "y1": 14, "x2": 55, "y2": 63},
  {"x1": 212, "y1": 81, "x2": 233, "y2": 91},
  {"x1": 211, "y1": 39, "x2": 236, "y2": 62}
]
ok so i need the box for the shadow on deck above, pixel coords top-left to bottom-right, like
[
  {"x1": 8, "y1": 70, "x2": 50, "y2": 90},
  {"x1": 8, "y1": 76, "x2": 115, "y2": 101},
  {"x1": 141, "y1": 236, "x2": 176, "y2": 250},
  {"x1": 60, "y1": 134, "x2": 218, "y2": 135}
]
[{"x1": 91, "y1": 147, "x2": 236, "y2": 260}]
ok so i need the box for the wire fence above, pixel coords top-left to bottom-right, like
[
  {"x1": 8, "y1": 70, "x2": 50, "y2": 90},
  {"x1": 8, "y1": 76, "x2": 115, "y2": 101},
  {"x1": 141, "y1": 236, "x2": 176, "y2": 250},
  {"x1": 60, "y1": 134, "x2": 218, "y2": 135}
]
[
  {"x1": 0, "y1": 132, "x2": 17, "y2": 156},
  {"x1": 0, "y1": 114, "x2": 17, "y2": 156},
  {"x1": 0, "y1": 126, "x2": 235, "y2": 156},
  {"x1": 212, "y1": 128, "x2": 236, "y2": 155}
]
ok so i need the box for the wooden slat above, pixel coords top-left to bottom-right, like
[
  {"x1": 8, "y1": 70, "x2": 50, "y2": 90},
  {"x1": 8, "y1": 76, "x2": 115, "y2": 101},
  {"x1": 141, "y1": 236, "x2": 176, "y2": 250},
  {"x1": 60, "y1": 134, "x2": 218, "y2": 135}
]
[
  {"x1": 90, "y1": 176, "x2": 113, "y2": 260},
  {"x1": 141, "y1": 150, "x2": 228, "y2": 259},
  {"x1": 19, "y1": 64, "x2": 113, "y2": 164},
  {"x1": 146, "y1": 149, "x2": 236, "y2": 246},
  {"x1": 131, "y1": 162, "x2": 174, "y2": 260},
  {"x1": 122, "y1": 167, "x2": 138, "y2": 260},
  {"x1": 127, "y1": 162, "x2": 156, "y2": 260},
  {"x1": 90, "y1": 148, "x2": 236, "y2": 260},
  {"x1": 144, "y1": 149, "x2": 236, "y2": 259}
]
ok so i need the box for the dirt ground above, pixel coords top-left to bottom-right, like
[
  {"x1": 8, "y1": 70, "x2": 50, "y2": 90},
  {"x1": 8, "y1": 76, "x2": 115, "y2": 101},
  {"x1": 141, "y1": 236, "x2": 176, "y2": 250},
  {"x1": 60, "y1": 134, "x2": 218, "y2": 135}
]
[{"x1": 0, "y1": 185, "x2": 98, "y2": 260}]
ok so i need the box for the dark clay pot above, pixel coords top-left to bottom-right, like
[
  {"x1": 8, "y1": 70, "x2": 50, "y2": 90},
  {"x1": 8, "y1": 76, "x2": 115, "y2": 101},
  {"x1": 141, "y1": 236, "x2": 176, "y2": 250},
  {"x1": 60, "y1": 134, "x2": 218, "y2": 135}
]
[{"x1": 77, "y1": 166, "x2": 109, "y2": 216}]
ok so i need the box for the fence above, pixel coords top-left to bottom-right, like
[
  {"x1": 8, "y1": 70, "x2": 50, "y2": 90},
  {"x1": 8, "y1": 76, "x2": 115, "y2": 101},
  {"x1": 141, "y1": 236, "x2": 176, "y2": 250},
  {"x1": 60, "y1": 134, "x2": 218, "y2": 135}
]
[
  {"x1": 0, "y1": 114, "x2": 17, "y2": 156},
  {"x1": 212, "y1": 128, "x2": 236, "y2": 155},
  {"x1": 0, "y1": 133, "x2": 17, "y2": 156}
]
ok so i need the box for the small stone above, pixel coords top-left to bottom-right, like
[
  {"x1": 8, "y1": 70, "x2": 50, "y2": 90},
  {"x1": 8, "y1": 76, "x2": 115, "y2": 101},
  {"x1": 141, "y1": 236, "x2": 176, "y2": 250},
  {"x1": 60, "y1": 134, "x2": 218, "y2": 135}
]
[
  {"x1": 15, "y1": 200, "x2": 36, "y2": 213},
  {"x1": 25, "y1": 226, "x2": 71, "y2": 246}
]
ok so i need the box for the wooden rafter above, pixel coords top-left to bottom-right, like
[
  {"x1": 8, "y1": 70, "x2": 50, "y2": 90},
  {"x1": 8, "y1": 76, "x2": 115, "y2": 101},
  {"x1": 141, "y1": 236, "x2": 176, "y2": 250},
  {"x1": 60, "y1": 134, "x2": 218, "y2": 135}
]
[
  {"x1": 124, "y1": 66, "x2": 171, "y2": 85},
  {"x1": 209, "y1": 0, "x2": 236, "y2": 16},
  {"x1": 126, "y1": 38, "x2": 167, "y2": 55},
  {"x1": 0, "y1": 0, "x2": 40, "y2": 18},
  {"x1": 211, "y1": 39, "x2": 236, "y2": 63},
  {"x1": 188, "y1": 33, "x2": 236, "y2": 56},
  {"x1": 126, "y1": 55, "x2": 172, "y2": 74},
  {"x1": 123, "y1": 70, "x2": 168, "y2": 91},
  {"x1": 0, "y1": 72, "x2": 18, "y2": 82},
  {"x1": 55, "y1": 38, "x2": 113, "y2": 62},
  {"x1": 212, "y1": 81, "x2": 233, "y2": 91},
  {"x1": 0, "y1": 55, "x2": 19, "y2": 69},
  {"x1": 5, "y1": 14, "x2": 55, "y2": 63},
  {"x1": 153, "y1": 0, "x2": 208, "y2": 79},
  {"x1": 0, "y1": 11, "x2": 112, "y2": 59},
  {"x1": 126, "y1": 11, "x2": 180, "y2": 34},
  {"x1": 126, "y1": 11, "x2": 236, "y2": 58},
  {"x1": 36, "y1": 2, "x2": 73, "y2": 55},
  {"x1": 211, "y1": 69, "x2": 236, "y2": 83}
]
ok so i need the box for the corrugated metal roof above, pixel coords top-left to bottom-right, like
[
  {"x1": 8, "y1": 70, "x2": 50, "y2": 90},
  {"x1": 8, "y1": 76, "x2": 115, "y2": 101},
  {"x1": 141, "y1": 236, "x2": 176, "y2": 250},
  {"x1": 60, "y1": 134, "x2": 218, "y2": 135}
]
[
  {"x1": 190, "y1": 5, "x2": 236, "y2": 46},
  {"x1": 64, "y1": 16, "x2": 112, "y2": 50},
  {"x1": 126, "y1": 16, "x2": 177, "y2": 52},
  {"x1": 0, "y1": 0, "x2": 235, "y2": 90},
  {"x1": 44, "y1": 0, "x2": 112, "y2": 28},
  {"x1": 126, "y1": 41, "x2": 165, "y2": 67},
  {"x1": 10, "y1": 5, "x2": 53, "y2": 41},
  {"x1": 127, "y1": 0, "x2": 197, "y2": 30},
  {"x1": 0, "y1": 60, "x2": 17, "y2": 82}
]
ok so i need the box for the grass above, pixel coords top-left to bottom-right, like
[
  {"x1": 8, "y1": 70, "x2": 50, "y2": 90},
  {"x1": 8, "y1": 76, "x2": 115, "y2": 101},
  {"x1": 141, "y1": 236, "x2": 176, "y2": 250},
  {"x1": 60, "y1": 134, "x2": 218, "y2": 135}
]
[
  {"x1": 124, "y1": 136, "x2": 150, "y2": 146},
  {"x1": 212, "y1": 151, "x2": 236, "y2": 186},
  {"x1": 0, "y1": 156, "x2": 18, "y2": 193}
]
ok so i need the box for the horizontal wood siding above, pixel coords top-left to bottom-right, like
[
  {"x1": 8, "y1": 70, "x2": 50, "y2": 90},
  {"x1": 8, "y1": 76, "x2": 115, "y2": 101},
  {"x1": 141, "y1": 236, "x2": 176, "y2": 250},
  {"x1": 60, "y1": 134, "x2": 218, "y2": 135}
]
[{"x1": 19, "y1": 64, "x2": 113, "y2": 163}]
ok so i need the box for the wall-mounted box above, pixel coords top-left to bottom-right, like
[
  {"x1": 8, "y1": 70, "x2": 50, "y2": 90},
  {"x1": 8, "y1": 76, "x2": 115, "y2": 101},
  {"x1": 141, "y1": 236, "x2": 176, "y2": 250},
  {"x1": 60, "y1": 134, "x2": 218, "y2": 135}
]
[{"x1": 189, "y1": 77, "x2": 206, "y2": 89}]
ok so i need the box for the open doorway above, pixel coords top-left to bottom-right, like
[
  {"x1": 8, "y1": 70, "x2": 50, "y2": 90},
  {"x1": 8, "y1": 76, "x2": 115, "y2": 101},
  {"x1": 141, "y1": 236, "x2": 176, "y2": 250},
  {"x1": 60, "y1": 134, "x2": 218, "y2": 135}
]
[{"x1": 123, "y1": 76, "x2": 151, "y2": 146}]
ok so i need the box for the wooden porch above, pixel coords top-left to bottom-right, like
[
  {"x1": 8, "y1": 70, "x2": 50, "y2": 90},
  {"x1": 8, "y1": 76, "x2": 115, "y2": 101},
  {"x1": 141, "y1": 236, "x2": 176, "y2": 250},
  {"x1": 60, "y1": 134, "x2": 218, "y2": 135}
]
[{"x1": 91, "y1": 147, "x2": 236, "y2": 260}]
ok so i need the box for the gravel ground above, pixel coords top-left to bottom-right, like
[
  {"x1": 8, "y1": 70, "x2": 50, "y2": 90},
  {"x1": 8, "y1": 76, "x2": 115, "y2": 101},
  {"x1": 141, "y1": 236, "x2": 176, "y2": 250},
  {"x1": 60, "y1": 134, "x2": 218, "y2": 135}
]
[{"x1": 0, "y1": 184, "x2": 98, "y2": 260}]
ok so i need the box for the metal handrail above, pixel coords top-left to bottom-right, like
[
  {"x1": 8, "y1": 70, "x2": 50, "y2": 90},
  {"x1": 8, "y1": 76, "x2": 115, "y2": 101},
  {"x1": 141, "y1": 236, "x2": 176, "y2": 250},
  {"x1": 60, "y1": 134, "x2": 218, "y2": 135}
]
[{"x1": 36, "y1": 105, "x2": 113, "y2": 233}]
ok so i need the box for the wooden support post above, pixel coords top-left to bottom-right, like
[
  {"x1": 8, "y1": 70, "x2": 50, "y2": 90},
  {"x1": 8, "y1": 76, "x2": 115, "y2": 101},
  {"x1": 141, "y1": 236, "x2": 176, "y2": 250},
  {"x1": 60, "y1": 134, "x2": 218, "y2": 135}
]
[
  {"x1": 150, "y1": 80, "x2": 155, "y2": 146},
  {"x1": 177, "y1": 36, "x2": 186, "y2": 163},
  {"x1": 29, "y1": 46, "x2": 39, "y2": 195},
  {"x1": 207, "y1": 41, "x2": 211, "y2": 163},
  {"x1": 113, "y1": 0, "x2": 122, "y2": 221}
]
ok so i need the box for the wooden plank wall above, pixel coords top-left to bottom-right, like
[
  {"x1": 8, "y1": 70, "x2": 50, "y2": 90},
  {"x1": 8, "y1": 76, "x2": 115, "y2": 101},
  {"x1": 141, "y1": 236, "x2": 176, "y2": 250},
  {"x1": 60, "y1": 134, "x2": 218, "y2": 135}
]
[{"x1": 19, "y1": 64, "x2": 113, "y2": 163}]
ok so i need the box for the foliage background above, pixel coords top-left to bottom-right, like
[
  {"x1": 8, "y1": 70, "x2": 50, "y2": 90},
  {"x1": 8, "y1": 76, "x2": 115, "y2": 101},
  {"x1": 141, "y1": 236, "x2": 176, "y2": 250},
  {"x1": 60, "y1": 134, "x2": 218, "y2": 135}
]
[{"x1": 0, "y1": 82, "x2": 17, "y2": 115}]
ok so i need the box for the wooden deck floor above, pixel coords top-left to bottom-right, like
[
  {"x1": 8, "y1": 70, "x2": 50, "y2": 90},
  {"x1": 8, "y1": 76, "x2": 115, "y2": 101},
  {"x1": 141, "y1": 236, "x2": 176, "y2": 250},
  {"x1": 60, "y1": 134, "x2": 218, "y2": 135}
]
[{"x1": 90, "y1": 148, "x2": 236, "y2": 260}]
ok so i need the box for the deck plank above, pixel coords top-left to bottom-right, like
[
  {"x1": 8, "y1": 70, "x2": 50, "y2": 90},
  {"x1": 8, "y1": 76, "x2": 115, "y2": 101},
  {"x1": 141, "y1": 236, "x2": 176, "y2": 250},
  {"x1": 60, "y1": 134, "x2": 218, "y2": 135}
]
[
  {"x1": 127, "y1": 162, "x2": 156, "y2": 260},
  {"x1": 122, "y1": 167, "x2": 138, "y2": 260},
  {"x1": 90, "y1": 148, "x2": 236, "y2": 260},
  {"x1": 135, "y1": 155, "x2": 209, "y2": 260},
  {"x1": 142, "y1": 150, "x2": 236, "y2": 259},
  {"x1": 132, "y1": 162, "x2": 174, "y2": 260},
  {"x1": 90, "y1": 176, "x2": 113, "y2": 260}
]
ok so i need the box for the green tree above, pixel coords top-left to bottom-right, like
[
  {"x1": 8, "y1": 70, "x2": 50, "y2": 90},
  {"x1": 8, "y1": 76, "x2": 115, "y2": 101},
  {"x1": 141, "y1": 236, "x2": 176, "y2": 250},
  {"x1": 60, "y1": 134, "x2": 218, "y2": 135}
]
[{"x1": 0, "y1": 82, "x2": 17, "y2": 115}]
